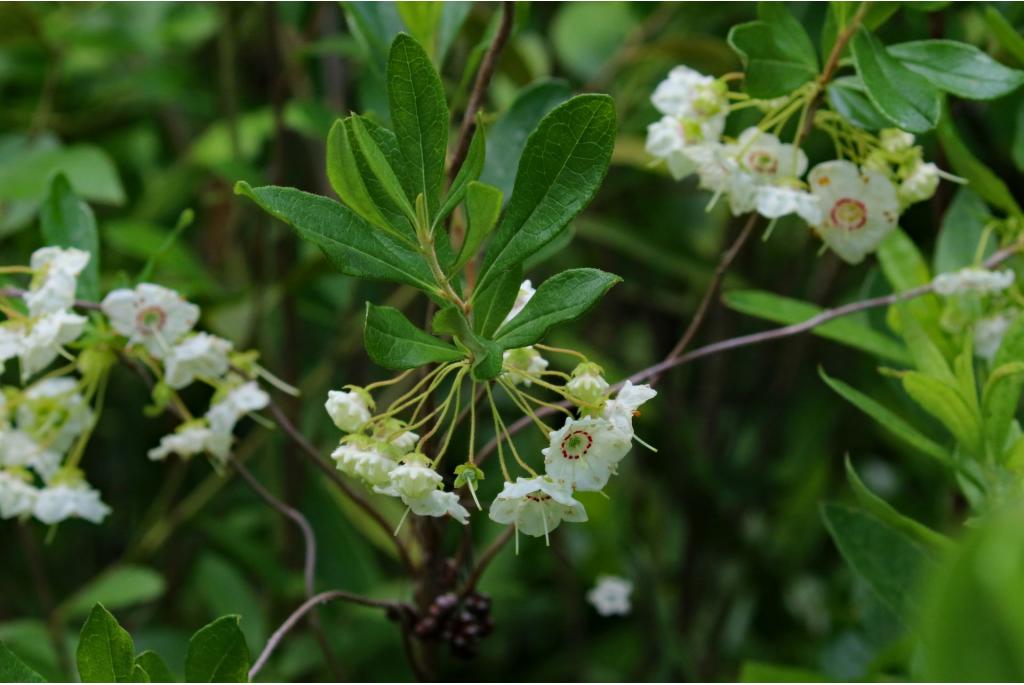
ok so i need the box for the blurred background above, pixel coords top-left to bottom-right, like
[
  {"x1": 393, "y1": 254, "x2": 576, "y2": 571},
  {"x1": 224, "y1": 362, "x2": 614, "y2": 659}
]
[{"x1": 2, "y1": 2, "x2": 1024, "y2": 681}]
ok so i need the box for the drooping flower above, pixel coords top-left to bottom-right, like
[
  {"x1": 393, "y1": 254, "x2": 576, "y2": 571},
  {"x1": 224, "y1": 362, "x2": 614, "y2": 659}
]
[
  {"x1": 602, "y1": 381, "x2": 658, "y2": 437},
  {"x1": 379, "y1": 453, "x2": 443, "y2": 501},
  {"x1": 502, "y1": 346, "x2": 549, "y2": 387},
  {"x1": 879, "y1": 128, "x2": 915, "y2": 153},
  {"x1": 101, "y1": 283, "x2": 199, "y2": 358},
  {"x1": 206, "y1": 381, "x2": 270, "y2": 436},
  {"x1": 587, "y1": 575, "x2": 634, "y2": 616},
  {"x1": 645, "y1": 115, "x2": 726, "y2": 180},
  {"x1": 566, "y1": 362, "x2": 610, "y2": 407},
  {"x1": 163, "y1": 333, "x2": 232, "y2": 389},
  {"x1": 148, "y1": 424, "x2": 227, "y2": 462},
  {"x1": 33, "y1": 479, "x2": 110, "y2": 525},
  {"x1": 503, "y1": 280, "x2": 536, "y2": 324},
  {"x1": 372, "y1": 418, "x2": 419, "y2": 455},
  {"x1": 651, "y1": 66, "x2": 728, "y2": 123},
  {"x1": 974, "y1": 311, "x2": 1018, "y2": 361},
  {"x1": 16, "y1": 310, "x2": 87, "y2": 379},
  {"x1": 731, "y1": 128, "x2": 808, "y2": 182},
  {"x1": 0, "y1": 469, "x2": 38, "y2": 519},
  {"x1": 331, "y1": 435, "x2": 396, "y2": 487},
  {"x1": 403, "y1": 489, "x2": 471, "y2": 524},
  {"x1": 754, "y1": 184, "x2": 822, "y2": 224},
  {"x1": 0, "y1": 430, "x2": 62, "y2": 481},
  {"x1": 25, "y1": 247, "x2": 90, "y2": 316},
  {"x1": 933, "y1": 267, "x2": 1015, "y2": 297},
  {"x1": 542, "y1": 415, "x2": 631, "y2": 492},
  {"x1": 324, "y1": 388, "x2": 372, "y2": 433},
  {"x1": 488, "y1": 476, "x2": 587, "y2": 542},
  {"x1": 807, "y1": 160, "x2": 900, "y2": 264},
  {"x1": 17, "y1": 377, "x2": 94, "y2": 454},
  {"x1": 898, "y1": 160, "x2": 941, "y2": 207}
]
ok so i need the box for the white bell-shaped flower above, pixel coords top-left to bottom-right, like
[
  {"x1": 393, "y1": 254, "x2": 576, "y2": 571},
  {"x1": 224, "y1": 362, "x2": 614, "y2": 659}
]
[
  {"x1": 206, "y1": 381, "x2": 270, "y2": 435},
  {"x1": 646, "y1": 115, "x2": 726, "y2": 180},
  {"x1": 502, "y1": 346, "x2": 549, "y2": 387},
  {"x1": 26, "y1": 247, "x2": 90, "y2": 316},
  {"x1": 33, "y1": 482, "x2": 110, "y2": 524},
  {"x1": 542, "y1": 415, "x2": 631, "y2": 492},
  {"x1": 17, "y1": 310, "x2": 87, "y2": 379},
  {"x1": 603, "y1": 381, "x2": 658, "y2": 437},
  {"x1": 101, "y1": 283, "x2": 199, "y2": 358},
  {"x1": 0, "y1": 470, "x2": 38, "y2": 519},
  {"x1": 808, "y1": 160, "x2": 900, "y2": 265},
  {"x1": 488, "y1": 476, "x2": 587, "y2": 541},
  {"x1": 17, "y1": 377, "x2": 94, "y2": 454},
  {"x1": 148, "y1": 424, "x2": 220, "y2": 461},
  {"x1": 566, "y1": 362, "x2": 610, "y2": 407},
  {"x1": 372, "y1": 418, "x2": 419, "y2": 455},
  {"x1": 651, "y1": 66, "x2": 728, "y2": 122},
  {"x1": 324, "y1": 388, "x2": 372, "y2": 433},
  {"x1": 163, "y1": 333, "x2": 232, "y2": 389},
  {"x1": 382, "y1": 454, "x2": 442, "y2": 501},
  {"x1": 331, "y1": 436, "x2": 396, "y2": 487},
  {"x1": 898, "y1": 160, "x2": 941, "y2": 207}
]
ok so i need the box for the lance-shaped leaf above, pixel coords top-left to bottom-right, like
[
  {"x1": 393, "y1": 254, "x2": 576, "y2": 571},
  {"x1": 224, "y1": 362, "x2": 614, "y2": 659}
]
[
  {"x1": 185, "y1": 616, "x2": 250, "y2": 683},
  {"x1": 475, "y1": 94, "x2": 616, "y2": 296},
  {"x1": 728, "y1": 5, "x2": 819, "y2": 99},
  {"x1": 349, "y1": 115, "x2": 418, "y2": 224},
  {"x1": 888, "y1": 39, "x2": 1024, "y2": 101},
  {"x1": 387, "y1": 33, "x2": 449, "y2": 218},
  {"x1": 472, "y1": 266, "x2": 523, "y2": 339},
  {"x1": 495, "y1": 268, "x2": 620, "y2": 349},
  {"x1": 983, "y1": 315, "x2": 1024, "y2": 457},
  {"x1": 450, "y1": 181, "x2": 502, "y2": 275},
  {"x1": 851, "y1": 29, "x2": 941, "y2": 133},
  {"x1": 41, "y1": 174, "x2": 100, "y2": 301},
  {"x1": 434, "y1": 121, "x2": 486, "y2": 230},
  {"x1": 235, "y1": 182, "x2": 440, "y2": 296},
  {"x1": 365, "y1": 302, "x2": 465, "y2": 369},
  {"x1": 826, "y1": 76, "x2": 892, "y2": 131},
  {"x1": 134, "y1": 652, "x2": 174, "y2": 684},
  {"x1": 0, "y1": 642, "x2": 45, "y2": 683},
  {"x1": 902, "y1": 371, "x2": 983, "y2": 457},
  {"x1": 937, "y1": 108, "x2": 1023, "y2": 217},
  {"x1": 77, "y1": 604, "x2": 135, "y2": 683}
]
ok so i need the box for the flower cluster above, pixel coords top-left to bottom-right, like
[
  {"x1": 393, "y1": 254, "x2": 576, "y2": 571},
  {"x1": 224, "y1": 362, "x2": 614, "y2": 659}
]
[
  {"x1": 324, "y1": 281, "x2": 657, "y2": 549},
  {"x1": 930, "y1": 265, "x2": 1021, "y2": 361},
  {"x1": 0, "y1": 246, "x2": 272, "y2": 526},
  {"x1": 646, "y1": 66, "x2": 957, "y2": 265}
]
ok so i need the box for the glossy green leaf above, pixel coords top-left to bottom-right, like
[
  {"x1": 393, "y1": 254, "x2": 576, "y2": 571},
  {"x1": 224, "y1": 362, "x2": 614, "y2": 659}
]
[
  {"x1": 821, "y1": 502, "x2": 936, "y2": 625},
  {"x1": 40, "y1": 174, "x2": 101, "y2": 301},
  {"x1": 937, "y1": 109, "x2": 1023, "y2": 217},
  {"x1": 235, "y1": 182, "x2": 439, "y2": 294},
  {"x1": 472, "y1": 267, "x2": 522, "y2": 338},
  {"x1": 432, "y1": 306, "x2": 503, "y2": 380},
  {"x1": 349, "y1": 115, "x2": 417, "y2": 223},
  {"x1": 723, "y1": 290, "x2": 910, "y2": 364},
  {"x1": 60, "y1": 565, "x2": 165, "y2": 621},
  {"x1": 495, "y1": 268, "x2": 621, "y2": 349},
  {"x1": 434, "y1": 121, "x2": 486, "y2": 230},
  {"x1": 851, "y1": 30, "x2": 942, "y2": 133},
  {"x1": 184, "y1": 616, "x2": 249, "y2": 683},
  {"x1": 845, "y1": 455, "x2": 953, "y2": 553},
  {"x1": 387, "y1": 33, "x2": 449, "y2": 217},
  {"x1": 902, "y1": 371, "x2": 982, "y2": 456},
  {"x1": 365, "y1": 302, "x2": 464, "y2": 370},
  {"x1": 326, "y1": 118, "x2": 390, "y2": 230},
  {"x1": 480, "y1": 79, "x2": 572, "y2": 201},
  {"x1": 396, "y1": 2, "x2": 441, "y2": 61},
  {"x1": 77, "y1": 604, "x2": 135, "y2": 683},
  {"x1": 476, "y1": 94, "x2": 616, "y2": 296},
  {"x1": 826, "y1": 76, "x2": 892, "y2": 131},
  {"x1": 451, "y1": 181, "x2": 502, "y2": 275},
  {"x1": 0, "y1": 642, "x2": 45, "y2": 683},
  {"x1": 728, "y1": 8, "x2": 819, "y2": 99},
  {"x1": 820, "y1": 368, "x2": 950, "y2": 464},
  {"x1": 134, "y1": 652, "x2": 174, "y2": 685},
  {"x1": 889, "y1": 40, "x2": 1024, "y2": 100},
  {"x1": 130, "y1": 665, "x2": 150, "y2": 683},
  {"x1": 985, "y1": 7, "x2": 1024, "y2": 66}
]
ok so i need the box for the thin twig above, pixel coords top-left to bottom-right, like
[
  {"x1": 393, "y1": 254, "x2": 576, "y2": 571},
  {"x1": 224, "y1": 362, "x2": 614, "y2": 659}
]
[
  {"x1": 447, "y1": 1, "x2": 515, "y2": 180},
  {"x1": 249, "y1": 590, "x2": 401, "y2": 681}
]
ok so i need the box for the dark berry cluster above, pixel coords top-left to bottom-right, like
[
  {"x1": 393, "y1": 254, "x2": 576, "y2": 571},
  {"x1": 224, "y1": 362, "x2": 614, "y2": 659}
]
[{"x1": 413, "y1": 591, "x2": 494, "y2": 659}]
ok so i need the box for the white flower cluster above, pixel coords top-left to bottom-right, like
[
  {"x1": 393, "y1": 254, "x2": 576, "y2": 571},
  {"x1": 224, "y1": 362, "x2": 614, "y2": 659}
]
[
  {"x1": 932, "y1": 267, "x2": 1015, "y2": 297},
  {"x1": 646, "y1": 66, "x2": 948, "y2": 265}
]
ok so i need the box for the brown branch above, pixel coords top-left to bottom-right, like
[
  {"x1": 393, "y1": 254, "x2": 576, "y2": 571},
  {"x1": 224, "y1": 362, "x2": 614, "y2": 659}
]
[{"x1": 447, "y1": 1, "x2": 515, "y2": 181}]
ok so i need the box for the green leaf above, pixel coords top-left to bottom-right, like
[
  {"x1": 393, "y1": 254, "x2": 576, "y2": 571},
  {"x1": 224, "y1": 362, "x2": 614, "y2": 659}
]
[
  {"x1": 739, "y1": 660, "x2": 824, "y2": 683},
  {"x1": 933, "y1": 187, "x2": 995, "y2": 274},
  {"x1": 387, "y1": 33, "x2": 449, "y2": 218},
  {"x1": 472, "y1": 267, "x2": 522, "y2": 338},
  {"x1": 851, "y1": 29, "x2": 942, "y2": 133},
  {"x1": 902, "y1": 371, "x2": 983, "y2": 456},
  {"x1": 877, "y1": 228, "x2": 945, "y2": 345},
  {"x1": 434, "y1": 121, "x2": 486, "y2": 230},
  {"x1": 723, "y1": 290, "x2": 910, "y2": 364},
  {"x1": 898, "y1": 306, "x2": 955, "y2": 384},
  {"x1": 936, "y1": 108, "x2": 1023, "y2": 217},
  {"x1": 40, "y1": 174, "x2": 101, "y2": 301},
  {"x1": 396, "y1": 2, "x2": 442, "y2": 61},
  {"x1": 551, "y1": 2, "x2": 638, "y2": 82},
  {"x1": 728, "y1": 8, "x2": 819, "y2": 98},
  {"x1": 820, "y1": 368, "x2": 951, "y2": 465},
  {"x1": 432, "y1": 306, "x2": 503, "y2": 380},
  {"x1": 134, "y1": 652, "x2": 174, "y2": 685},
  {"x1": 826, "y1": 76, "x2": 892, "y2": 131},
  {"x1": 59, "y1": 565, "x2": 165, "y2": 621},
  {"x1": 480, "y1": 79, "x2": 572, "y2": 200},
  {"x1": 130, "y1": 665, "x2": 150, "y2": 683},
  {"x1": 451, "y1": 181, "x2": 502, "y2": 275},
  {"x1": 0, "y1": 642, "x2": 46, "y2": 683},
  {"x1": 476, "y1": 94, "x2": 616, "y2": 296},
  {"x1": 821, "y1": 502, "x2": 937, "y2": 625},
  {"x1": 983, "y1": 316, "x2": 1024, "y2": 458},
  {"x1": 184, "y1": 616, "x2": 250, "y2": 683},
  {"x1": 349, "y1": 115, "x2": 417, "y2": 224},
  {"x1": 326, "y1": 119, "x2": 390, "y2": 230},
  {"x1": 235, "y1": 182, "x2": 439, "y2": 294},
  {"x1": 494, "y1": 268, "x2": 621, "y2": 349},
  {"x1": 0, "y1": 144, "x2": 124, "y2": 205},
  {"x1": 888, "y1": 40, "x2": 1024, "y2": 100},
  {"x1": 985, "y1": 7, "x2": 1024, "y2": 66},
  {"x1": 365, "y1": 302, "x2": 464, "y2": 369},
  {"x1": 845, "y1": 455, "x2": 953, "y2": 553},
  {"x1": 76, "y1": 604, "x2": 135, "y2": 683}
]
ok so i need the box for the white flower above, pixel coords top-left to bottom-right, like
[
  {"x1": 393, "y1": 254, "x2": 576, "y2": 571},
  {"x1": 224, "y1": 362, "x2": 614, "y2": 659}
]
[
  {"x1": 502, "y1": 346, "x2": 549, "y2": 387},
  {"x1": 26, "y1": 247, "x2": 90, "y2": 316},
  {"x1": 372, "y1": 419, "x2": 419, "y2": 455},
  {"x1": 488, "y1": 477, "x2": 587, "y2": 541},
  {"x1": 0, "y1": 470, "x2": 38, "y2": 519},
  {"x1": 0, "y1": 325, "x2": 19, "y2": 377},
  {"x1": 324, "y1": 389, "x2": 372, "y2": 432},
  {"x1": 603, "y1": 381, "x2": 658, "y2": 437},
  {"x1": 17, "y1": 377, "x2": 94, "y2": 454},
  {"x1": 808, "y1": 160, "x2": 900, "y2": 265},
  {"x1": 148, "y1": 424, "x2": 221, "y2": 461},
  {"x1": 566, "y1": 362, "x2": 610, "y2": 407},
  {"x1": 587, "y1": 575, "x2": 633, "y2": 616},
  {"x1": 331, "y1": 437, "x2": 396, "y2": 487},
  {"x1": 0, "y1": 430, "x2": 62, "y2": 481},
  {"x1": 645, "y1": 115, "x2": 725, "y2": 180},
  {"x1": 17, "y1": 310, "x2": 87, "y2": 379},
  {"x1": 406, "y1": 489, "x2": 471, "y2": 524},
  {"x1": 33, "y1": 482, "x2": 110, "y2": 524},
  {"x1": 101, "y1": 283, "x2": 199, "y2": 358},
  {"x1": 651, "y1": 66, "x2": 727, "y2": 122},
  {"x1": 542, "y1": 415, "x2": 631, "y2": 492},
  {"x1": 898, "y1": 161, "x2": 940, "y2": 207},
  {"x1": 933, "y1": 268, "x2": 1015, "y2": 297},
  {"x1": 163, "y1": 333, "x2": 232, "y2": 389},
  {"x1": 974, "y1": 311, "x2": 1018, "y2": 361},
  {"x1": 731, "y1": 128, "x2": 808, "y2": 181},
  {"x1": 880, "y1": 128, "x2": 915, "y2": 153},
  {"x1": 206, "y1": 381, "x2": 269, "y2": 435},
  {"x1": 380, "y1": 456, "x2": 443, "y2": 500},
  {"x1": 503, "y1": 280, "x2": 535, "y2": 324},
  {"x1": 754, "y1": 184, "x2": 823, "y2": 224}
]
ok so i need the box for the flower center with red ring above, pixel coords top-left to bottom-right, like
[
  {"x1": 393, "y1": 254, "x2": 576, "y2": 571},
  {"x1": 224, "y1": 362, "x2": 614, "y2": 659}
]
[
  {"x1": 831, "y1": 198, "x2": 867, "y2": 230},
  {"x1": 136, "y1": 306, "x2": 167, "y2": 333},
  {"x1": 560, "y1": 430, "x2": 593, "y2": 460},
  {"x1": 746, "y1": 150, "x2": 778, "y2": 175},
  {"x1": 525, "y1": 493, "x2": 553, "y2": 502}
]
